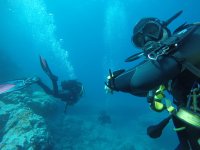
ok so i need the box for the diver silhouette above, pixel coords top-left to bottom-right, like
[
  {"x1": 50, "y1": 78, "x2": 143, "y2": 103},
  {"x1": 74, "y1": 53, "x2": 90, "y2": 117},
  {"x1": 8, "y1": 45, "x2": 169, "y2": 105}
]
[{"x1": 38, "y1": 56, "x2": 84, "y2": 112}]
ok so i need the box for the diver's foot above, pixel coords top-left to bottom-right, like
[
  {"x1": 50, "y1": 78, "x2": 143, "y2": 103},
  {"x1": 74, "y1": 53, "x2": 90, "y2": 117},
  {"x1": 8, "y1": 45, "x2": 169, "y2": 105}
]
[
  {"x1": 31, "y1": 76, "x2": 40, "y2": 83},
  {"x1": 24, "y1": 77, "x2": 40, "y2": 85}
]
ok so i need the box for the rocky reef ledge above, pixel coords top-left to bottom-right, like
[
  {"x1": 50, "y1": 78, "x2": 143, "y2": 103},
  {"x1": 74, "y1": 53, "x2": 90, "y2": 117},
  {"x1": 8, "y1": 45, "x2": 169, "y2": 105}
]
[
  {"x1": 0, "y1": 86, "x2": 170, "y2": 150},
  {"x1": 0, "y1": 88, "x2": 57, "y2": 150}
]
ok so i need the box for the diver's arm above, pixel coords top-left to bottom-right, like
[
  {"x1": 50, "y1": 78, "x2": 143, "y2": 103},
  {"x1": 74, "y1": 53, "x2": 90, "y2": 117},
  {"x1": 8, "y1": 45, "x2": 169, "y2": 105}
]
[
  {"x1": 114, "y1": 69, "x2": 134, "y2": 92},
  {"x1": 106, "y1": 56, "x2": 182, "y2": 97},
  {"x1": 105, "y1": 67, "x2": 148, "y2": 97}
]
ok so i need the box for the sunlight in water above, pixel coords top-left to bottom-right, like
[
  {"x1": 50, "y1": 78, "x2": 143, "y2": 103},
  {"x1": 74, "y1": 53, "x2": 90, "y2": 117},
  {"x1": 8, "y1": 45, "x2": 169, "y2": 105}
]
[
  {"x1": 103, "y1": 0, "x2": 127, "y2": 109},
  {"x1": 103, "y1": 0, "x2": 127, "y2": 73},
  {"x1": 8, "y1": 0, "x2": 75, "y2": 78}
]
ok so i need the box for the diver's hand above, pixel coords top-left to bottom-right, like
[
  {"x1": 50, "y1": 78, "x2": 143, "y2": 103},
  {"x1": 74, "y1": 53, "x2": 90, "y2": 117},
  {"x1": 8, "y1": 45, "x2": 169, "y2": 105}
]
[
  {"x1": 31, "y1": 76, "x2": 40, "y2": 83},
  {"x1": 104, "y1": 69, "x2": 125, "y2": 94},
  {"x1": 104, "y1": 84, "x2": 113, "y2": 94},
  {"x1": 104, "y1": 74, "x2": 114, "y2": 94}
]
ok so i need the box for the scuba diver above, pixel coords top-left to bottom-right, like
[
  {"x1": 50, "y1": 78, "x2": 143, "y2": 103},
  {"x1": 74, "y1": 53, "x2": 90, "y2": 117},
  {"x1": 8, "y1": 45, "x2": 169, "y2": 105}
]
[
  {"x1": 98, "y1": 111, "x2": 112, "y2": 125},
  {"x1": 0, "y1": 56, "x2": 84, "y2": 112},
  {"x1": 37, "y1": 56, "x2": 84, "y2": 112},
  {"x1": 105, "y1": 10, "x2": 200, "y2": 150}
]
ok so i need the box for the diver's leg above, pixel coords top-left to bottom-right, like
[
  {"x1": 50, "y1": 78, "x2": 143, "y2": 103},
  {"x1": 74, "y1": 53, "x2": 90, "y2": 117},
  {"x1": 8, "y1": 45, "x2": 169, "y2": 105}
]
[
  {"x1": 51, "y1": 77, "x2": 58, "y2": 96},
  {"x1": 36, "y1": 79, "x2": 54, "y2": 95},
  {"x1": 39, "y1": 56, "x2": 59, "y2": 96}
]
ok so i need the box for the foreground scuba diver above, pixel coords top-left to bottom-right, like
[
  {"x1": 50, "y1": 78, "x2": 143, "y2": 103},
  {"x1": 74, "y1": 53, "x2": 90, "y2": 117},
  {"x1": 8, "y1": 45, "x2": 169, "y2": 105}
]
[
  {"x1": 0, "y1": 56, "x2": 84, "y2": 112},
  {"x1": 105, "y1": 10, "x2": 200, "y2": 150}
]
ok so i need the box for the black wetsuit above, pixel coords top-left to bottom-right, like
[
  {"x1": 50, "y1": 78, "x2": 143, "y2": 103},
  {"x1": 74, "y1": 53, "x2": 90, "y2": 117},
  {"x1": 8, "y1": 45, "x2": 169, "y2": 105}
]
[
  {"x1": 37, "y1": 78, "x2": 81, "y2": 105},
  {"x1": 112, "y1": 24, "x2": 200, "y2": 97},
  {"x1": 38, "y1": 56, "x2": 83, "y2": 108},
  {"x1": 109, "y1": 24, "x2": 200, "y2": 150}
]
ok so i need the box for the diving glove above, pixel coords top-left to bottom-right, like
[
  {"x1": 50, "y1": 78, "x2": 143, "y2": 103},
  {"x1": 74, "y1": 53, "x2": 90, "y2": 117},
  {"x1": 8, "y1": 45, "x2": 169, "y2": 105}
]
[{"x1": 104, "y1": 69, "x2": 125, "y2": 94}]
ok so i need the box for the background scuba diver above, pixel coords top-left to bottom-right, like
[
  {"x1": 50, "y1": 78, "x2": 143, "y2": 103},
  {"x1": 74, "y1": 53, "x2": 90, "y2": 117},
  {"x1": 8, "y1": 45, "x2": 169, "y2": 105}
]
[
  {"x1": 38, "y1": 56, "x2": 84, "y2": 112},
  {"x1": 0, "y1": 56, "x2": 84, "y2": 113},
  {"x1": 98, "y1": 111, "x2": 112, "y2": 125},
  {"x1": 105, "y1": 10, "x2": 200, "y2": 150}
]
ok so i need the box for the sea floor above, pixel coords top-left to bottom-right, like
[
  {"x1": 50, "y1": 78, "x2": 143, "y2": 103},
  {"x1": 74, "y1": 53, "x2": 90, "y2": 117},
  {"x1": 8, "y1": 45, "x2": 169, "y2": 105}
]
[{"x1": 0, "y1": 87, "x2": 178, "y2": 150}]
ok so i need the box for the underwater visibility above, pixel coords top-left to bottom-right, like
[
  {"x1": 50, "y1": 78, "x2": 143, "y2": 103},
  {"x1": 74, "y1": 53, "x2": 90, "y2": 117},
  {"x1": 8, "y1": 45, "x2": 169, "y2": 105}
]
[{"x1": 1, "y1": 0, "x2": 200, "y2": 150}]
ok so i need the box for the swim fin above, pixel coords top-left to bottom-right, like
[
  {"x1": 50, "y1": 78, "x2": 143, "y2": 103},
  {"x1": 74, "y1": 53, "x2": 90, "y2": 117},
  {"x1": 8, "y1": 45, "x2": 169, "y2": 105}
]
[
  {"x1": 0, "y1": 84, "x2": 15, "y2": 94},
  {"x1": 147, "y1": 115, "x2": 171, "y2": 138},
  {"x1": 0, "y1": 77, "x2": 38, "y2": 95},
  {"x1": 39, "y1": 55, "x2": 58, "y2": 81}
]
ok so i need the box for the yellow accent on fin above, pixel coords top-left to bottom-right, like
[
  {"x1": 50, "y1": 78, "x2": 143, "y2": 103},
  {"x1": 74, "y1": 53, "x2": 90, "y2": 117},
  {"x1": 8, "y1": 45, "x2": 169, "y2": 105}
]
[{"x1": 173, "y1": 127, "x2": 186, "y2": 132}]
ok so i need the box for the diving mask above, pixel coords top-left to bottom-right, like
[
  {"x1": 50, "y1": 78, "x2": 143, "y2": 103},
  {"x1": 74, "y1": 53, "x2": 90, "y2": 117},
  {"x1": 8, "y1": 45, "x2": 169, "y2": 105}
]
[{"x1": 132, "y1": 20, "x2": 163, "y2": 48}]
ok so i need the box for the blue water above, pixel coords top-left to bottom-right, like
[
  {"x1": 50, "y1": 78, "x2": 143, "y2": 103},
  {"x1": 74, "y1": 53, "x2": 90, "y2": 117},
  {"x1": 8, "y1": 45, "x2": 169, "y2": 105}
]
[{"x1": 1, "y1": 0, "x2": 200, "y2": 149}]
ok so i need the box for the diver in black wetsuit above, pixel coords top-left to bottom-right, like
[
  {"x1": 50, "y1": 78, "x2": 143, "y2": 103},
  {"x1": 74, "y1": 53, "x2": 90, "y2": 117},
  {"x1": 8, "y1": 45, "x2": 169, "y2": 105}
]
[
  {"x1": 37, "y1": 56, "x2": 84, "y2": 112},
  {"x1": 0, "y1": 56, "x2": 84, "y2": 112},
  {"x1": 105, "y1": 11, "x2": 200, "y2": 150}
]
